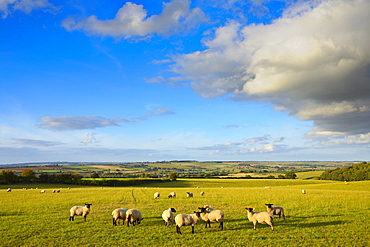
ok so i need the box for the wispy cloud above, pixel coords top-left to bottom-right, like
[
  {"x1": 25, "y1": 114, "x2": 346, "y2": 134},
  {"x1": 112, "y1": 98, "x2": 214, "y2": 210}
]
[
  {"x1": 11, "y1": 138, "x2": 64, "y2": 146},
  {"x1": 222, "y1": 124, "x2": 245, "y2": 129},
  {"x1": 38, "y1": 107, "x2": 175, "y2": 131},
  {"x1": 0, "y1": 0, "x2": 58, "y2": 18},
  {"x1": 245, "y1": 134, "x2": 271, "y2": 144},
  {"x1": 62, "y1": 0, "x2": 206, "y2": 39}
]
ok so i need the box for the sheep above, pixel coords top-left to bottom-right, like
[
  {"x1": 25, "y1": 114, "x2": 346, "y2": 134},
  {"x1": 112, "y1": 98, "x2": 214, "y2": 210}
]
[
  {"x1": 168, "y1": 192, "x2": 176, "y2": 198},
  {"x1": 40, "y1": 190, "x2": 46, "y2": 193},
  {"x1": 112, "y1": 208, "x2": 127, "y2": 226},
  {"x1": 302, "y1": 189, "x2": 306, "y2": 194},
  {"x1": 198, "y1": 207, "x2": 224, "y2": 230},
  {"x1": 200, "y1": 191, "x2": 205, "y2": 196},
  {"x1": 265, "y1": 204, "x2": 285, "y2": 220},
  {"x1": 126, "y1": 209, "x2": 143, "y2": 227},
  {"x1": 186, "y1": 192, "x2": 193, "y2": 198},
  {"x1": 7, "y1": 188, "x2": 12, "y2": 192},
  {"x1": 69, "y1": 203, "x2": 92, "y2": 222},
  {"x1": 154, "y1": 192, "x2": 160, "y2": 199},
  {"x1": 245, "y1": 207, "x2": 274, "y2": 231},
  {"x1": 162, "y1": 208, "x2": 176, "y2": 226},
  {"x1": 57, "y1": 189, "x2": 60, "y2": 193},
  {"x1": 52, "y1": 190, "x2": 56, "y2": 193},
  {"x1": 203, "y1": 205, "x2": 214, "y2": 211},
  {"x1": 175, "y1": 211, "x2": 201, "y2": 234}
]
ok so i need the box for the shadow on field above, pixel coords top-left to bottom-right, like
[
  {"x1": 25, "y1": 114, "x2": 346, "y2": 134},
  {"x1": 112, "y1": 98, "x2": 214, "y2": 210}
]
[
  {"x1": 283, "y1": 216, "x2": 344, "y2": 228},
  {"x1": 0, "y1": 211, "x2": 24, "y2": 216}
]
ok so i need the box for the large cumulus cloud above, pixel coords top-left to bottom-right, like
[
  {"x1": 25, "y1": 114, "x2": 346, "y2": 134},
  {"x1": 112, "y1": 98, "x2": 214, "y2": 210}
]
[{"x1": 171, "y1": 0, "x2": 370, "y2": 143}]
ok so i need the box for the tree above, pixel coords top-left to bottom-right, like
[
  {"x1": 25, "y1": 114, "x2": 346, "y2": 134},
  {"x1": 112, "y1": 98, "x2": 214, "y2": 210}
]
[
  {"x1": 285, "y1": 171, "x2": 297, "y2": 179},
  {"x1": 21, "y1": 169, "x2": 36, "y2": 182},
  {"x1": 90, "y1": 172, "x2": 100, "y2": 178},
  {"x1": 169, "y1": 172, "x2": 177, "y2": 180}
]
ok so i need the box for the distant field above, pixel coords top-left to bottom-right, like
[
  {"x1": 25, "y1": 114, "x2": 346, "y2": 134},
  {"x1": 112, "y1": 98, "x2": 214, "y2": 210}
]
[{"x1": 1, "y1": 179, "x2": 369, "y2": 246}]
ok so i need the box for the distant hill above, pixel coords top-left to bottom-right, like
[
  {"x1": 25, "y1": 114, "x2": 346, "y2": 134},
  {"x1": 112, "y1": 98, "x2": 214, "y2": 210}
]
[{"x1": 318, "y1": 162, "x2": 370, "y2": 181}]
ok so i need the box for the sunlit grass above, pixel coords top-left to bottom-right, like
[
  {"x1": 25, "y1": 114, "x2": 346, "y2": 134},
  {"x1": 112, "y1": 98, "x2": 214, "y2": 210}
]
[{"x1": 1, "y1": 179, "x2": 369, "y2": 246}]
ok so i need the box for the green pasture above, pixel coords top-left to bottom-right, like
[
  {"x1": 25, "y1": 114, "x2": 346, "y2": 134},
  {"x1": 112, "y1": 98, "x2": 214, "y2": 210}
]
[{"x1": 1, "y1": 179, "x2": 369, "y2": 246}]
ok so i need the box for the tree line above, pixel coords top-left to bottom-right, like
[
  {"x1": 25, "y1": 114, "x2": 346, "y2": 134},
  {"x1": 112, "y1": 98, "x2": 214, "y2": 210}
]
[
  {"x1": 318, "y1": 162, "x2": 370, "y2": 181},
  {"x1": 0, "y1": 169, "x2": 171, "y2": 186}
]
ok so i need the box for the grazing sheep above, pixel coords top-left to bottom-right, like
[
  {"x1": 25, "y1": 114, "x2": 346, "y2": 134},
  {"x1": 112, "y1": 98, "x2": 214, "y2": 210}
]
[
  {"x1": 57, "y1": 189, "x2": 60, "y2": 193},
  {"x1": 302, "y1": 189, "x2": 306, "y2": 194},
  {"x1": 265, "y1": 204, "x2": 285, "y2": 220},
  {"x1": 175, "y1": 211, "x2": 201, "y2": 234},
  {"x1": 69, "y1": 203, "x2": 92, "y2": 222},
  {"x1": 245, "y1": 207, "x2": 274, "y2": 231},
  {"x1": 168, "y1": 192, "x2": 176, "y2": 198},
  {"x1": 126, "y1": 209, "x2": 143, "y2": 227},
  {"x1": 7, "y1": 188, "x2": 12, "y2": 192},
  {"x1": 200, "y1": 191, "x2": 205, "y2": 196},
  {"x1": 154, "y1": 192, "x2": 160, "y2": 199},
  {"x1": 198, "y1": 207, "x2": 224, "y2": 230},
  {"x1": 52, "y1": 190, "x2": 56, "y2": 193},
  {"x1": 186, "y1": 192, "x2": 193, "y2": 198},
  {"x1": 203, "y1": 205, "x2": 214, "y2": 211},
  {"x1": 112, "y1": 208, "x2": 128, "y2": 226},
  {"x1": 40, "y1": 190, "x2": 46, "y2": 193},
  {"x1": 162, "y1": 208, "x2": 176, "y2": 226}
]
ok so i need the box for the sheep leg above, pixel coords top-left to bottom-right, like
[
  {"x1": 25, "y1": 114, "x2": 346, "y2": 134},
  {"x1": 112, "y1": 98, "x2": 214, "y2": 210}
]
[
  {"x1": 112, "y1": 218, "x2": 116, "y2": 226},
  {"x1": 253, "y1": 222, "x2": 257, "y2": 230},
  {"x1": 127, "y1": 215, "x2": 131, "y2": 227},
  {"x1": 219, "y1": 222, "x2": 224, "y2": 230},
  {"x1": 191, "y1": 226, "x2": 195, "y2": 234},
  {"x1": 176, "y1": 226, "x2": 181, "y2": 234},
  {"x1": 84, "y1": 215, "x2": 87, "y2": 222}
]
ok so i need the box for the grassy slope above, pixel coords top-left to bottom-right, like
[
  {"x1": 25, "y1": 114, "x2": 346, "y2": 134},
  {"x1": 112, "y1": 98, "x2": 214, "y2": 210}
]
[{"x1": 1, "y1": 179, "x2": 369, "y2": 246}]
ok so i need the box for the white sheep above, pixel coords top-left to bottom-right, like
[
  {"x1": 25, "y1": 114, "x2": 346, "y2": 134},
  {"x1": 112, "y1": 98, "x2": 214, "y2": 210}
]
[
  {"x1": 112, "y1": 208, "x2": 128, "y2": 226},
  {"x1": 162, "y1": 208, "x2": 176, "y2": 226},
  {"x1": 154, "y1": 192, "x2": 160, "y2": 199},
  {"x1": 200, "y1": 191, "x2": 205, "y2": 196},
  {"x1": 265, "y1": 204, "x2": 285, "y2": 220},
  {"x1": 175, "y1": 211, "x2": 201, "y2": 234},
  {"x1": 302, "y1": 189, "x2": 306, "y2": 194},
  {"x1": 52, "y1": 190, "x2": 56, "y2": 193},
  {"x1": 186, "y1": 192, "x2": 193, "y2": 198},
  {"x1": 40, "y1": 190, "x2": 46, "y2": 193},
  {"x1": 69, "y1": 203, "x2": 92, "y2": 222},
  {"x1": 7, "y1": 188, "x2": 12, "y2": 192},
  {"x1": 245, "y1": 207, "x2": 274, "y2": 230},
  {"x1": 168, "y1": 192, "x2": 176, "y2": 198},
  {"x1": 126, "y1": 209, "x2": 143, "y2": 227},
  {"x1": 198, "y1": 207, "x2": 224, "y2": 230}
]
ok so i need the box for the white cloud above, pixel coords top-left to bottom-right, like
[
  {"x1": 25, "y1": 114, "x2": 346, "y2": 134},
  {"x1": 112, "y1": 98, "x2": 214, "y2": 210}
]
[
  {"x1": 81, "y1": 133, "x2": 100, "y2": 145},
  {"x1": 170, "y1": 0, "x2": 370, "y2": 141},
  {"x1": 0, "y1": 0, "x2": 56, "y2": 18},
  {"x1": 62, "y1": 0, "x2": 206, "y2": 39}
]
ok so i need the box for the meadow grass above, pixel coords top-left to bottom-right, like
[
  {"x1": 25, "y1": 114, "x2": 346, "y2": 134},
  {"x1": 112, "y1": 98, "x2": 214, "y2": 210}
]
[{"x1": 1, "y1": 179, "x2": 369, "y2": 246}]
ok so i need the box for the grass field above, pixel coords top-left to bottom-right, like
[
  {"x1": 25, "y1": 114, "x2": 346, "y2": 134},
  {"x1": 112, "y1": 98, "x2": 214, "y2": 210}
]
[{"x1": 1, "y1": 179, "x2": 369, "y2": 246}]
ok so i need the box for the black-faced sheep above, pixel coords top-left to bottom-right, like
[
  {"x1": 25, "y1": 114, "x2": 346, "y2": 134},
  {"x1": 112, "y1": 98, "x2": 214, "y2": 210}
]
[
  {"x1": 302, "y1": 189, "x2": 306, "y2": 194},
  {"x1": 265, "y1": 204, "x2": 285, "y2": 220},
  {"x1": 7, "y1": 188, "x2": 11, "y2": 192},
  {"x1": 198, "y1": 207, "x2": 224, "y2": 230},
  {"x1": 186, "y1": 192, "x2": 193, "y2": 198},
  {"x1": 154, "y1": 192, "x2": 160, "y2": 199},
  {"x1": 112, "y1": 208, "x2": 127, "y2": 226},
  {"x1": 245, "y1": 207, "x2": 274, "y2": 230},
  {"x1": 162, "y1": 208, "x2": 176, "y2": 226},
  {"x1": 175, "y1": 211, "x2": 201, "y2": 234},
  {"x1": 200, "y1": 191, "x2": 205, "y2": 196},
  {"x1": 69, "y1": 203, "x2": 92, "y2": 222},
  {"x1": 168, "y1": 192, "x2": 176, "y2": 198},
  {"x1": 126, "y1": 209, "x2": 143, "y2": 227}
]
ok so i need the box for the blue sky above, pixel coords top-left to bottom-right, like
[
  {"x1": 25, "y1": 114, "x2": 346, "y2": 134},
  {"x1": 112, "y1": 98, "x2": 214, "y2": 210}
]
[{"x1": 1, "y1": 0, "x2": 369, "y2": 164}]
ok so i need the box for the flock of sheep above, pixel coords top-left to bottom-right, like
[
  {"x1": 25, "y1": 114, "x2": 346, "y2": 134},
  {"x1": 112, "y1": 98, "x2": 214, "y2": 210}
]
[{"x1": 68, "y1": 190, "x2": 291, "y2": 234}]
